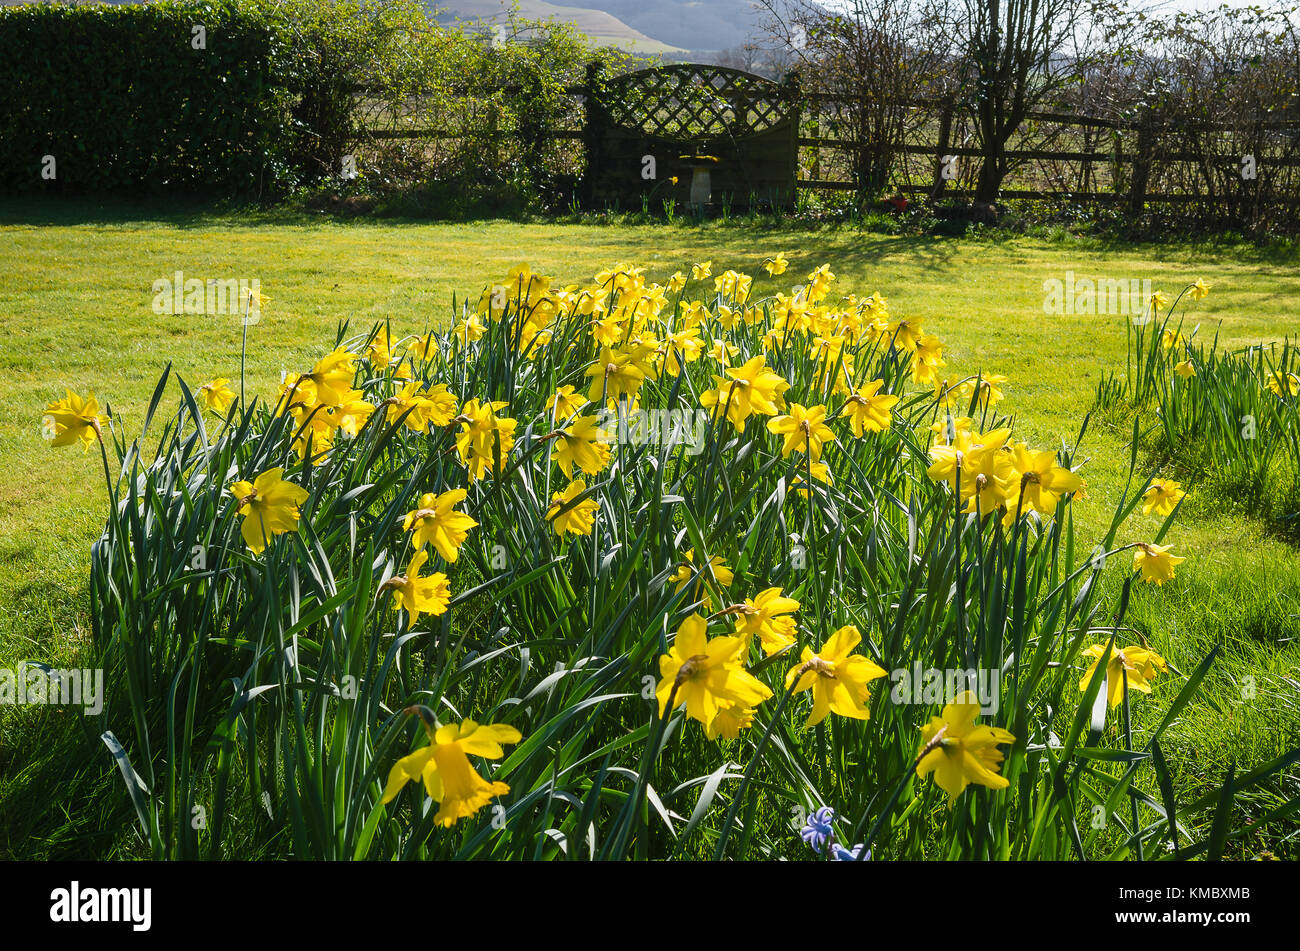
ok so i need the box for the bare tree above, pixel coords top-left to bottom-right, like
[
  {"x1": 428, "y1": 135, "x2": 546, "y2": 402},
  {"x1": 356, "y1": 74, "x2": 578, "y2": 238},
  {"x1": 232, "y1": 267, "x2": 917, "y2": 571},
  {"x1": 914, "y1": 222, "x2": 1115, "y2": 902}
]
[
  {"x1": 949, "y1": 0, "x2": 1122, "y2": 202},
  {"x1": 758, "y1": 0, "x2": 956, "y2": 199}
]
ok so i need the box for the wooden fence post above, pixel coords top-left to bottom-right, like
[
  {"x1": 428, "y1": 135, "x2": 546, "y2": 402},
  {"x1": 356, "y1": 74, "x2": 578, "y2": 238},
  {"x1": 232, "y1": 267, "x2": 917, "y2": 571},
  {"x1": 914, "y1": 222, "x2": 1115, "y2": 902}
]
[
  {"x1": 931, "y1": 95, "x2": 954, "y2": 200},
  {"x1": 809, "y1": 109, "x2": 820, "y2": 183},
  {"x1": 1111, "y1": 129, "x2": 1125, "y2": 195},
  {"x1": 1127, "y1": 112, "x2": 1153, "y2": 216}
]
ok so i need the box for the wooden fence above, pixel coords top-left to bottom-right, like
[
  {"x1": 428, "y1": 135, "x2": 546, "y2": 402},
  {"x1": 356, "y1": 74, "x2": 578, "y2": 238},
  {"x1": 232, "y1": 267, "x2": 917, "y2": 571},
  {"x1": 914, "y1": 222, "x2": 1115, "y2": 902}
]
[{"x1": 354, "y1": 77, "x2": 1300, "y2": 210}]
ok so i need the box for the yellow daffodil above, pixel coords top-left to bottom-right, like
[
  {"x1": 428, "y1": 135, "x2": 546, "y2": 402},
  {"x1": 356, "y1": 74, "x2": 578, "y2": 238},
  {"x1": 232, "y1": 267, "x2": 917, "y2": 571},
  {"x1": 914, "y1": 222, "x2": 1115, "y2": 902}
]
[
  {"x1": 366, "y1": 327, "x2": 393, "y2": 368},
  {"x1": 229, "y1": 468, "x2": 309, "y2": 554},
  {"x1": 329, "y1": 392, "x2": 375, "y2": 438},
  {"x1": 805, "y1": 264, "x2": 835, "y2": 302},
  {"x1": 43, "y1": 389, "x2": 107, "y2": 451},
  {"x1": 1006, "y1": 443, "x2": 1083, "y2": 517},
  {"x1": 930, "y1": 415, "x2": 972, "y2": 447},
  {"x1": 655, "y1": 613, "x2": 772, "y2": 734},
  {"x1": 504, "y1": 263, "x2": 551, "y2": 307},
  {"x1": 910, "y1": 335, "x2": 946, "y2": 385},
  {"x1": 1189, "y1": 278, "x2": 1211, "y2": 300},
  {"x1": 669, "y1": 548, "x2": 734, "y2": 610},
  {"x1": 926, "y1": 427, "x2": 1012, "y2": 501},
  {"x1": 707, "y1": 339, "x2": 740, "y2": 366},
  {"x1": 964, "y1": 372, "x2": 1007, "y2": 408},
  {"x1": 455, "y1": 399, "x2": 517, "y2": 482},
  {"x1": 964, "y1": 437, "x2": 1018, "y2": 516},
  {"x1": 933, "y1": 378, "x2": 964, "y2": 409},
  {"x1": 585, "y1": 346, "x2": 646, "y2": 404},
  {"x1": 306, "y1": 346, "x2": 358, "y2": 407},
  {"x1": 714, "y1": 269, "x2": 753, "y2": 302},
  {"x1": 915, "y1": 691, "x2": 1015, "y2": 807},
  {"x1": 289, "y1": 403, "x2": 338, "y2": 461},
  {"x1": 545, "y1": 385, "x2": 587, "y2": 421},
  {"x1": 1174, "y1": 360, "x2": 1195, "y2": 378},
  {"x1": 244, "y1": 288, "x2": 270, "y2": 313},
  {"x1": 1142, "y1": 478, "x2": 1186, "y2": 517},
  {"x1": 547, "y1": 480, "x2": 598, "y2": 537},
  {"x1": 1080, "y1": 643, "x2": 1168, "y2": 708},
  {"x1": 197, "y1": 378, "x2": 237, "y2": 414},
  {"x1": 791, "y1": 461, "x2": 832, "y2": 497},
  {"x1": 706, "y1": 704, "x2": 756, "y2": 740},
  {"x1": 663, "y1": 326, "x2": 705, "y2": 375},
  {"x1": 406, "y1": 332, "x2": 437, "y2": 361},
  {"x1": 733, "y1": 587, "x2": 800, "y2": 656},
  {"x1": 386, "y1": 549, "x2": 452, "y2": 624},
  {"x1": 700, "y1": 356, "x2": 789, "y2": 431},
  {"x1": 403, "y1": 489, "x2": 478, "y2": 562},
  {"x1": 784, "y1": 625, "x2": 887, "y2": 728},
  {"x1": 551, "y1": 415, "x2": 612, "y2": 478},
  {"x1": 843, "y1": 380, "x2": 899, "y2": 436},
  {"x1": 382, "y1": 711, "x2": 521, "y2": 828},
  {"x1": 1133, "y1": 542, "x2": 1185, "y2": 585},
  {"x1": 454, "y1": 313, "x2": 486, "y2": 344},
  {"x1": 887, "y1": 317, "x2": 923, "y2": 353},
  {"x1": 1267, "y1": 371, "x2": 1299, "y2": 398},
  {"x1": 767, "y1": 403, "x2": 834, "y2": 460},
  {"x1": 691, "y1": 261, "x2": 712, "y2": 280},
  {"x1": 386, "y1": 381, "x2": 456, "y2": 432},
  {"x1": 762, "y1": 252, "x2": 789, "y2": 276}
]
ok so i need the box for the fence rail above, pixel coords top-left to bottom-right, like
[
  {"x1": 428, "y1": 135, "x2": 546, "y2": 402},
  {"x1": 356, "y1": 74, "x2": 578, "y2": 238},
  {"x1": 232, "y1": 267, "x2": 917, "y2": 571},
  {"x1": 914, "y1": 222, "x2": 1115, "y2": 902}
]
[{"x1": 354, "y1": 81, "x2": 1300, "y2": 209}]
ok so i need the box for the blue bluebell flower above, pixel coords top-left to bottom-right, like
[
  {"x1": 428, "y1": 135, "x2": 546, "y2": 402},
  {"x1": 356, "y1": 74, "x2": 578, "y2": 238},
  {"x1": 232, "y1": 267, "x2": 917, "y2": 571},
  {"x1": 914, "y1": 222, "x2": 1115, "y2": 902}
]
[{"x1": 800, "y1": 805, "x2": 836, "y2": 853}]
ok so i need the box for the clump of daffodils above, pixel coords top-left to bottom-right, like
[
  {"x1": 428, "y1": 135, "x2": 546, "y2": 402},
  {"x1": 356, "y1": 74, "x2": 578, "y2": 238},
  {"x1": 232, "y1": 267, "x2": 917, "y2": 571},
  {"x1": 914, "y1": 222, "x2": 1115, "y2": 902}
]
[{"x1": 50, "y1": 255, "x2": 1208, "y2": 854}]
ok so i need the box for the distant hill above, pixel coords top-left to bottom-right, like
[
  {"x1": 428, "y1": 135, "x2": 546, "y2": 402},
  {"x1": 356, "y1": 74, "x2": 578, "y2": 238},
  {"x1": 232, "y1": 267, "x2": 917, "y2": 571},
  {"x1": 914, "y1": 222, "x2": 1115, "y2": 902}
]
[
  {"x1": 434, "y1": 0, "x2": 685, "y2": 53},
  {"x1": 536, "y1": 0, "x2": 767, "y2": 52},
  {"x1": 1, "y1": 0, "x2": 765, "y2": 54}
]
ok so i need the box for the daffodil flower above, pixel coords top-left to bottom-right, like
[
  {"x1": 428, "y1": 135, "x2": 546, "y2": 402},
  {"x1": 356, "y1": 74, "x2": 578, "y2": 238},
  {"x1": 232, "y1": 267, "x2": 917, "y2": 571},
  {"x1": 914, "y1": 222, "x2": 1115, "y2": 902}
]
[
  {"x1": 1079, "y1": 643, "x2": 1168, "y2": 708},
  {"x1": 385, "y1": 550, "x2": 452, "y2": 624},
  {"x1": 1142, "y1": 479, "x2": 1185, "y2": 517},
  {"x1": 1133, "y1": 542, "x2": 1185, "y2": 585},
  {"x1": 403, "y1": 489, "x2": 478, "y2": 563},
  {"x1": 784, "y1": 625, "x2": 887, "y2": 728},
  {"x1": 732, "y1": 587, "x2": 800, "y2": 656},
  {"x1": 197, "y1": 378, "x2": 237, "y2": 414},
  {"x1": 44, "y1": 389, "x2": 107, "y2": 451},
  {"x1": 767, "y1": 403, "x2": 834, "y2": 460},
  {"x1": 547, "y1": 480, "x2": 598, "y2": 537},
  {"x1": 551, "y1": 415, "x2": 612, "y2": 478},
  {"x1": 762, "y1": 252, "x2": 789, "y2": 276},
  {"x1": 655, "y1": 613, "x2": 771, "y2": 734},
  {"x1": 229, "y1": 468, "x2": 309, "y2": 555},
  {"x1": 915, "y1": 691, "x2": 1016, "y2": 807},
  {"x1": 382, "y1": 710, "x2": 521, "y2": 828}
]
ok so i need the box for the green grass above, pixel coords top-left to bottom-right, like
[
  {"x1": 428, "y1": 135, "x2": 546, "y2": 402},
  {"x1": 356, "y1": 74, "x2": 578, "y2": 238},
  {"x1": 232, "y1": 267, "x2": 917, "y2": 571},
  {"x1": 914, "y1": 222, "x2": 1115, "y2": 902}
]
[{"x1": 2, "y1": 198, "x2": 1299, "y2": 858}]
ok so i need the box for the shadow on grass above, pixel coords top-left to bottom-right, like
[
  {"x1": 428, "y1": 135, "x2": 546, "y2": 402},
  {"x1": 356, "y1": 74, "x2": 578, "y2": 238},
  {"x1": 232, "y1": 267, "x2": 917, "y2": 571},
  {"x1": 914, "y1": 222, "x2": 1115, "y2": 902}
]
[
  {"x1": 0, "y1": 196, "x2": 977, "y2": 274},
  {"x1": 0, "y1": 705, "x2": 137, "y2": 860},
  {"x1": 5, "y1": 195, "x2": 1300, "y2": 264}
]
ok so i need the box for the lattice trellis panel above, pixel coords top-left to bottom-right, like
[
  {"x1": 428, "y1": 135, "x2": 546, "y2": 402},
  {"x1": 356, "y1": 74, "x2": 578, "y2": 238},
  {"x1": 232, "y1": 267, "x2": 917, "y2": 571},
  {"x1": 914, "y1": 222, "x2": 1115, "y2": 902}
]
[{"x1": 598, "y1": 64, "x2": 794, "y2": 140}]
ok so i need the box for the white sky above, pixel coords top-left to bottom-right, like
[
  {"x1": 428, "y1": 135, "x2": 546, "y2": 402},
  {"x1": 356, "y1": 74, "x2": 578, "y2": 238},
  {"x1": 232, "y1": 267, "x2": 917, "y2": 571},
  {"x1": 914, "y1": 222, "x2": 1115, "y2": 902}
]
[{"x1": 1137, "y1": 0, "x2": 1295, "y2": 8}]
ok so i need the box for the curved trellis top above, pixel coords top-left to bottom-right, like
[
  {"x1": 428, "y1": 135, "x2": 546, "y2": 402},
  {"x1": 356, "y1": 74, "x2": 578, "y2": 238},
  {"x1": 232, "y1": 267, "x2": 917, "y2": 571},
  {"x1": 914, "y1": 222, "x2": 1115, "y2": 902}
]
[
  {"x1": 595, "y1": 64, "x2": 798, "y2": 141},
  {"x1": 582, "y1": 62, "x2": 801, "y2": 212}
]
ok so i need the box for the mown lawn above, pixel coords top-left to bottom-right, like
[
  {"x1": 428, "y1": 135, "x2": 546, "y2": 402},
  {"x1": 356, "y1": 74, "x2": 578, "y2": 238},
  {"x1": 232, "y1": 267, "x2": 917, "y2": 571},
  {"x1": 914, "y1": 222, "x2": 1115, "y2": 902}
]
[{"x1": 2, "y1": 198, "x2": 1298, "y2": 858}]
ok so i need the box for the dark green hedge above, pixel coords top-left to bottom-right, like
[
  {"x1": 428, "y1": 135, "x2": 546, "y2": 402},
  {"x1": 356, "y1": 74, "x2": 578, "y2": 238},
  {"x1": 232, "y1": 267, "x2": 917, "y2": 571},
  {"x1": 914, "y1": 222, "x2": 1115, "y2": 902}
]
[{"x1": 0, "y1": 1, "x2": 309, "y2": 196}]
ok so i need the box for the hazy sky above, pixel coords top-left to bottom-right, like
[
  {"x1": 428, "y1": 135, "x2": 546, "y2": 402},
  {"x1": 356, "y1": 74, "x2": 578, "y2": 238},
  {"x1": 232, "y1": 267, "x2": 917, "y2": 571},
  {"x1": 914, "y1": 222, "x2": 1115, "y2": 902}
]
[{"x1": 1138, "y1": 0, "x2": 1295, "y2": 10}]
